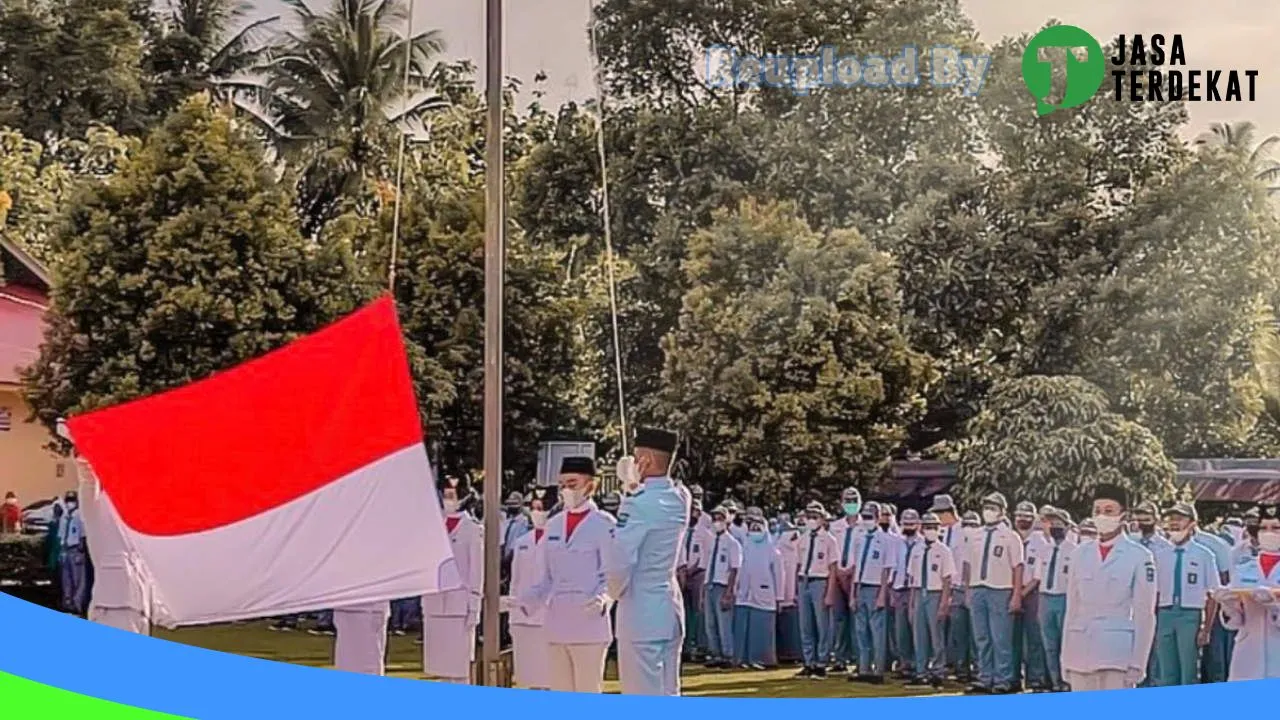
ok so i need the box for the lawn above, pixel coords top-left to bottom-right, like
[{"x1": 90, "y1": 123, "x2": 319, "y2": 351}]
[{"x1": 156, "y1": 623, "x2": 958, "y2": 698}]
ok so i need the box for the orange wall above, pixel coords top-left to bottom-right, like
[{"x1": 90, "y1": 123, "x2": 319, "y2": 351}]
[{"x1": 0, "y1": 386, "x2": 73, "y2": 504}]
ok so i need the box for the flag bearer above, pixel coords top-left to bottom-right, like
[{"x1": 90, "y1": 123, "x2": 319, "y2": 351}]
[
  {"x1": 506, "y1": 488, "x2": 553, "y2": 689},
  {"x1": 905, "y1": 512, "x2": 954, "y2": 687},
  {"x1": 1152, "y1": 503, "x2": 1220, "y2": 686},
  {"x1": 734, "y1": 508, "x2": 781, "y2": 669},
  {"x1": 333, "y1": 601, "x2": 391, "y2": 675},
  {"x1": 422, "y1": 474, "x2": 484, "y2": 683},
  {"x1": 795, "y1": 501, "x2": 837, "y2": 678},
  {"x1": 966, "y1": 492, "x2": 1023, "y2": 694},
  {"x1": 1061, "y1": 484, "x2": 1156, "y2": 691},
  {"x1": 1036, "y1": 506, "x2": 1075, "y2": 692},
  {"x1": 1219, "y1": 504, "x2": 1280, "y2": 680}
]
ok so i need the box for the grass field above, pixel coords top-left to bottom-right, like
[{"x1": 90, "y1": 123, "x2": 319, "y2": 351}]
[{"x1": 155, "y1": 623, "x2": 957, "y2": 698}]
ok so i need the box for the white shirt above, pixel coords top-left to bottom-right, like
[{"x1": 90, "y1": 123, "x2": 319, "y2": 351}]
[
  {"x1": 1152, "y1": 539, "x2": 1221, "y2": 610},
  {"x1": 776, "y1": 532, "x2": 800, "y2": 606},
  {"x1": 1036, "y1": 538, "x2": 1077, "y2": 596},
  {"x1": 1023, "y1": 530, "x2": 1051, "y2": 586},
  {"x1": 1062, "y1": 536, "x2": 1157, "y2": 674},
  {"x1": 60, "y1": 508, "x2": 85, "y2": 548},
  {"x1": 892, "y1": 534, "x2": 918, "y2": 590},
  {"x1": 832, "y1": 518, "x2": 861, "y2": 571},
  {"x1": 942, "y1": 523, "x2": 967, "y2": 588},
  {"x1": 508, "y1": 529, "x2": 547, "y2": 626},
  {"x1": 735, "y1": 535, "x2": 782, "y2": 611},
  {"x1": 796, "y1": 529, "x2": 838, "y2": 579},
  {"x1": 702, "y1": 530, "x2": 743, "y2": 586},
  {"x1": 906, "y1": 540, "x2": 956, "y2": 591},
  {"x1": 968, "y1": 525, "x2": 1024, "y2": 590},
  {"x1": 681, "y1": 524, "x2": 712, "y2": 571},
  {"x1": 850, "y1": 527, "x2": 895, "y2": 586}
]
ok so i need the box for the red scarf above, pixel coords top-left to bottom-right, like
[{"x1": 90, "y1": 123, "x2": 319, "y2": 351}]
[
  {"x1": 1098, "y1": 544, "x2": 1113, "y2": 562},
  {"x1": 445, "y1": 516, "x2": 460, "y2": 534},
  {"x1": 535, "y1": 529, "x2": 544, "y2": 543},
  {"x1": 565, "y1": 509, "x2": 589, "y2": 540},
  {"x1": 1261, "y1": 552, "x2": 1280, "y2": 578}
]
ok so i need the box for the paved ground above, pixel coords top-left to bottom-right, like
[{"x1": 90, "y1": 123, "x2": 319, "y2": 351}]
[{"x1": 157, "y1": 623, "x2": 956, "y2": 698}]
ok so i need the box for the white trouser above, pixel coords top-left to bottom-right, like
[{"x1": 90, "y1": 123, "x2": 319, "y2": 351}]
[
  {"x1": 333, "y1": 606, "x2": 390, "y2": 675},
  {"x1": 1066, "y1": 669, "x2": 1130, "y2": 691},
  {"x1": 88, "y1": 607, "x2": 150, "y2": 635},
  {"x1": 548, "y1": 642, "x2": 609, "y2": 693}
]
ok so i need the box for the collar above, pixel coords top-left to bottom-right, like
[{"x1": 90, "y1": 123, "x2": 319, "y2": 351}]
[
  {"x1": 1099, "y1": 535, "x2": 1120, "y2": 549},
  {"x1": 644, "y1": 476, "x2": 673, "y2": 488}
]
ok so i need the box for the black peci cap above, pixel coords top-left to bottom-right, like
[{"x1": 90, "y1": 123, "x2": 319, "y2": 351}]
[
  {"x1": 635, "y1": 426, "x2": 678, "y2": 454},
  {"x1": 1092, "y1": 483, "x2": 1129, "y2": 509},
  {"x1": 560, "y1": 456, "x2": 597, "y2": 476}
]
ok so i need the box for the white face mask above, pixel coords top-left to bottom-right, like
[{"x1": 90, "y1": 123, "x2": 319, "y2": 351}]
[
  {"x1": 982, "y1": 509, "x2": 1001, "y2": 525},
  {"x1": 1259, "y1": 530, "x2": 1280, "y2": 552},
  {"x1": 923, "y1": 529, "x2": 939, "y2": 542},
  {"x1": 1092, "y1": 515, "x2": 1123, "y2": 536},
  {"x1": 530, "y1": 510, "x2": 548, "y2": 529},
  {"x1": 805, "y1": 519, "x2": 820, "y2": 531},
  {"x1": 713, "y1": 520, "x2": 726, "y2": 534},
  {"x1": 1169, "y1": 528, "x2": 1190, "y2": 544},
  {"x1": 442, "y1": 499, "x2": 459, "y2": 515},
  {"x1": 562, "y1": 488, "x2": 589, "y2": 510}
]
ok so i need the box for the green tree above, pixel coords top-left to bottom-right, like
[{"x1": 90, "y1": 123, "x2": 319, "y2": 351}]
[
  {"x1": 1194, "y1": 121, "x2": 1280, "y2": 194},
  {"x1": 0, "y1": 0, "x2": 151, "y2": 140},
  {"x1": 956, "y1": 375, "x2": 1178, "y2": 519},
  {"x1": 22, "y1": 94, "x2": 368, "y2": 430},
  {"x1": 659, "y1": 200, "x2": 934, "y2": 503}
]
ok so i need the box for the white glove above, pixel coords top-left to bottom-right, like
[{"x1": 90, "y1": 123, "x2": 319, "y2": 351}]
[
  {"x1": 584, "y1": 594, "x2": 611, "y2": 615},
  {"x1": 467, "y1": 597, "x2": 481, "y2": 627},
  {"x1": 1125, "y1": 667, "x2": 1145, "y2": 687},
  {"x1": 616, "y1": 456, "x2": 641, "y2": 495},
  {"x1": 498, "y1": 596, "x2": 514, "y2": 614}
]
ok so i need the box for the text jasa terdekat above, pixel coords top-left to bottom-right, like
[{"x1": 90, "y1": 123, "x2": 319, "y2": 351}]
[{"x1": 1112, "y1": 34, "x2": 1258, "y2": 102}]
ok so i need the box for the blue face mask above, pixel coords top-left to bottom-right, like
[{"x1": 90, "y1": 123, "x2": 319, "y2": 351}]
[
  {"x1": 844, "y1": 502, "x2": 861, "y2": 516},
  {"x1": 749, "y1": 530, "x2": 766, "y2": 542}
]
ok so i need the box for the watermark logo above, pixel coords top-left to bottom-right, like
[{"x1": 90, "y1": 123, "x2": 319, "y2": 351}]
[
  {"x1": 1021, "y1": 25, "x2": 1105, "y2": 116},
  {"x1": 1022, "y1": 28, "x2": 1260, "y2": 116},
  {"x1": 705, "y1": 45, "x2": 991, "y2": 97}
]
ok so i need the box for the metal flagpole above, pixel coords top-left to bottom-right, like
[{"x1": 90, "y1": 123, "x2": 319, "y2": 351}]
[{"x1": 480, "y1": 0, "x2": 505, "y2": 688}]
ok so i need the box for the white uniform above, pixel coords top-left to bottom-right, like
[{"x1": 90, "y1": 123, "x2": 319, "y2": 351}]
[
  {"x1": 422, "y1": 513, "x2": 483, "y2": 682},
  {"x1": 333, "y1": 601, "x2": 391, "y2": 675},
  {"x1": 509, "y1": 528, "x2": 551, "y2": 688},
  {"x1": 776, "y1": 533, "x2": 799, "y2": 607},
  {"x1": 1024, "y1": 531, "x2": 1051, "y2": 585},
  {"x1": 77, "y1": 471, "x2": 150, "y2": 635},
  {"x1": 518, "y1": 504, "x2": 616, "y2": 693},
  {"x1": 1220, "y1": 550, "x2": 1280, "y2": 680},
  {"x1": 907, "y1": 541, "x2": 956, "y2": 590},
  {"x1": 1062, "y1": 536, "x2": 1157, "y2": 690}
]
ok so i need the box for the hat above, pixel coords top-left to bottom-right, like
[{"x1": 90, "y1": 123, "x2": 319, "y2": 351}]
[
  {"x1": 1079, "y1": 518, "x2": 1097, "y2": 531},
  {"x1": 711, "y1": 505, "x2": 730, "y2": 518},
  {"x1": 981, "y1": 492, "x2": 1008, "y2": 511},
  {"x1": 1260, "y1": 504, "x2": 1279, "y2": 520},
  {"x1": 439, "y1": 473, "x2": 469, "y2": 494},
  {"x1": 689, "y1": 484, "x2": 705, "y2": 498},
  {"x1": 635, "y1": 426, "x2": 678, "y2": 454},
  {"x1": 1045, "y1": 507, "x2": 1070, "y2": 523},
  {"x1": 1014, "y1": 501, "x2": 1036, "y2": 517},
  {"x1": 745, "y1": 507, "x2": 766, "y2": 522},
  {"x1": 928, "y1": 494, "x2": 956, "y2": 513},
  {"x1": 841, "y1": 487, "x2": 862, "y2": 503},
  {"x1": 1245, "y1": 506, "x2": 1261, "y2": 520},
  {"x1": 690, "y1": 498, "x2": 703, "y2": 512},
  {"x1": 504, "y1": 491, "x2": 524, "y2": 506},
  {"x1": 1134, "y1": 500, "x2": 1159, "y2": 517},
  {"x1": 1164, "y1": 502, "x2": 1197, "y2": 521},
  {"x1": 900, "y1": 508, "x2": 921, "y2": 524},
  {"x1": 560, "y1": 456, "x2": 596, "y2": 476},
  {"x1": 883, "y1": 503, "x2": 898, "y2": 516},
  {"x1": 805, "y1": 500, "x2": 827, "y2": 516},
  {"x1": 921, "y1": 512, "x2": 940, "y2": 526},
  {"x1": 1092, "y1": 483, "x2": 1129, "y2": 509},
  {"x1": 962, "y1": 510, "x2": 980, "y2": 526},
  {"x1": 1225, "y1": 516, "x2": 1243, "y2": 527},
  {"x1": 1057, "y1": 508, "x2": 1072, "y2": 524},
  {"x1": 1038, "y1": 504, "x2": 1054, "y2": 517},
  {"x1": 529, "y1": 487, "x2": 552, "y2": 506},
  {"x1": 860, "y1": 501, "x2": 881, "y2": 517}
]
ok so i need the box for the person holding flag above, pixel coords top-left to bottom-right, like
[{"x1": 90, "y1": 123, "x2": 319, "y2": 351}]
[{"x1": 1218, "y1": 504, "x2": 1280, "y2": 680}]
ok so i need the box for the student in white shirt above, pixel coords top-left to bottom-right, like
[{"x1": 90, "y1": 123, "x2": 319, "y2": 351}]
[
  {"x1": 965, "y1": 492, "x2": 1024, "y2": 694},
  {"x1": 905, "y1": 512, "x2": 955, "y2": 687},
  {"x1": 1036, "y1": 506, "x2": 1075, "y2": 693},
  {"x1": 827, "y1": 487, "x2": 862, "y2": 672},
  {"x1": 795, "y1": 501, "x2": 837, "y2": 678},
  {"x1": 890, "y1": 509, "x2": 920, "y2": 678},
  {"x1": 702, "y1": 505, "x2": 743, "y2": 668},
  {"x1": 733, "y1": 509, "x2": 782, "y2": 669},
  {"x1": 1013, "y1": 500, "x2": 1052, "y2": 692},
  {"x1": 849, "y1": 501, "x2": 895, "y2": 683}
]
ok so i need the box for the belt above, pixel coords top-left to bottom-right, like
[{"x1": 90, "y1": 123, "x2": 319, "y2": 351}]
[
  {"x1": 859, "y1": 582, "x2": 880, "y2": 588},
  {"x1": 801, "y1": 576, "x2": 828, "y2": 582},
  {"x1": 1159, "y1": 604, "x2": 1204, "y2": 611}
]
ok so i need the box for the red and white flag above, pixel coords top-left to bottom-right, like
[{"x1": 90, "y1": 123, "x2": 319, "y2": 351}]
[{"x1": 66, "y1": 296, "x2": 460, "y2": 627}]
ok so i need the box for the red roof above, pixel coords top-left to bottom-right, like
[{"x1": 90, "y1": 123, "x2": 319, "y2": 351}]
[{"x1": 0, "y1": 287, "x2": 46, "y2": 385}]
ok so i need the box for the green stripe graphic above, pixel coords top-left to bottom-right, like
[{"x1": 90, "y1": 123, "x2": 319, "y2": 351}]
[{"x1": 0, "y1": 671, "x2": 193, "y2": 718}]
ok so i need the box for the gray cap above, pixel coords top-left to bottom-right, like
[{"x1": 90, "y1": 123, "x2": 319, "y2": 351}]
[
  {"x1": 690, "y1": 498, "x2": 703, "y2": 512},
  {"x1": 981, "y1": 492, "x2": 1008, "y2": 511},
  {"x1": 1079, "y1": 518, "x2": 1097, "y2": 532},
  {"x1": 861, "y1": 501, "x2": 881, "y2": 517},
  {"x1": 962, "y1": 510, "x2": 980, "y2": 526},
  {"x1": 689, "y1": 484, "x2": 705, "y2": 498},
  {"x1": 1038, "y1": 504, "x2": 1055, "y2": 517},
  {"x1": 928, "y1": 494, "x2": 956, "y2": 513},
  {"x1": 1014, "y1": 501, "x2": 1036, "y2": 517},
  {"x1": 1225, "y1": 516, "x2": 1243, "y2": 527},
  {"x1": 745, "y1": 506, "x2": 765, "y2": 522},
  {"x1": 841, "y1": 487, "x2": 862, "y2": 503},
  {"x1": 505, "y1": 491, "x2": 524, "y2": 506},
  {"x1": 921, "y1": 512, "x2": 940, "y2": 526},
  {"x1": 900, "y1": 508, "x2": 921, "y2": 524},
  {"x1": 1164, "y1": 502, "x2": 1198, "y2": 521},
  {"x1": 1045, "y1": 507, "x2": 1070, "y2": 523},
  {"x1": 805, "y1": 500, "x2": 827, "y2": 517},
  {"x1": 1134, "y1": 500, "x2": 1159, "y2": 517},
  {"x1": 711, "y1": 505, "x2": 730, "y2": 518}
]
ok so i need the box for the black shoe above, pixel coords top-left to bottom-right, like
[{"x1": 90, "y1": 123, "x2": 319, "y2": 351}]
[
  {"x1": 991, "y1": 684, "x2": 1015, "y2": 694},
  {"x1": 930, "y1": 677, "x2": 946, "y2": 688},
  {"x1": 905, "y1": 676, "x2": 931, "y2": 688},
  {"x1": 1054, "y1": 683, "x2": 1071, "y2": 693},
  {"x1": 813, "y1": 667, "x2": 829, "y2": 679},
  {"x1": 866, "y1": 675, "x2": 885, "y2": 685},
  {"x1": 965, "y1": 683, "x2": 990, "y2": 694},
  {"x1": 831, "y1": 663, "x2": 847, "y2": 673},
  {"x1": 894, "y1": 669, "x2": 914, "y2": 680},
  {"x1": 796, "y1": 666, "x2": 814, "y2": 678},
  {"x1": 748, "y1": 663, "x2": 766, "y2": 671}
]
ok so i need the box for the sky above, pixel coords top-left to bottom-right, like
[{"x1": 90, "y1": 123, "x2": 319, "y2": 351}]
[{"x1": 374, "y1": 0, "x2": 1278, "y2": 137}]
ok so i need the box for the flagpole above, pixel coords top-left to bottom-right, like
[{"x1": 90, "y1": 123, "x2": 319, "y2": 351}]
[{"x1": 480, "y1": 0, "x2": 505, "y2": 688}]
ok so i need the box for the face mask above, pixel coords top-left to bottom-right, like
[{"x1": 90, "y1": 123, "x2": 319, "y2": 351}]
[
  {"x1": 561, "y1": 488, "x2": 586, "y2": 510},
  {"x1": 530, "y1": 510, "x2": 548, "y2": 528},
  {"x1": 441, "y1": 498, "x2": 459, "y2": 514},
  {"x1": 1167, "y1": 528, "x2": 1189, "y2": 544},
  {"x1": 1259, "y1": 531, "x2": 1280, "y2": 552},
  {"x1": 3, "y1": 498, "x2": 14, "y2": 505},
  {"x1": 902, "y1": 528, "x2": 917, "y2": 538},
  {"x1": 505, "y1": 506, "x2": 520, "y2": 516},
  {"x1": 923, "y1": 529, "x2": 939, "y2": 542},
  {"x1": 1092, "y1": 515, "x2": 1123, "y2": 536},
  {"x1": 982, "y1": 509, "x2": 1001, "y2": 525},
  {"x1": 749, "y1": 530, "x2": 766, "y2": 542},
  {"x1": 805, "y1": 519, "x2": 819, "y2": 531},
  {"x1": 1049, "y1": 527, "x2": 1067, "y2": 541},
  {"x1": 1014, "y1": 520, "x2": 1032, "y2": 531},
  {"x1": 878, "y1": 521, "x2": 891, "y2": 531},
  {"x1": 732, "y1": 516, "x2": 744, "y2": 526},
  {"x1": 859, "y1": 515, "x2": 874, "y2": 528},
  {"x1": 1138, "y1": 522, "x2": 1156, "y2": 535},
  {"x1": 690, "y1": 514, "x2": 700, "y2": 526},
  {"x1": 843, "y1": 502, "x2": 860, "y2": 516},
  {"x1": 713, "y1": 521, "x2": 726, "y2": 533}
]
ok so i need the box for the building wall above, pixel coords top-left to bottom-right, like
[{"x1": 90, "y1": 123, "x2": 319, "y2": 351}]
[{"x1": 0, "y1": 386, "x2": 72, "y2": 504}]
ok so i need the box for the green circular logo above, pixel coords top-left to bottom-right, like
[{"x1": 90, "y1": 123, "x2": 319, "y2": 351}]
[{"x1": 1021, "y1": 25, "x2": 1105, "y2": 116}]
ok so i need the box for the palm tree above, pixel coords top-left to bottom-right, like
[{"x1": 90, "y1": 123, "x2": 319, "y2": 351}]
[
  {"x1": 1194, "y1": 120, "x2": 1280, "y2": 194},
  {"x1": 147, "y1": 0, "x2": 279, "y2": 110},
  {"x1": 243, "y1": 0, "x2": 450, "y2": 234}
]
